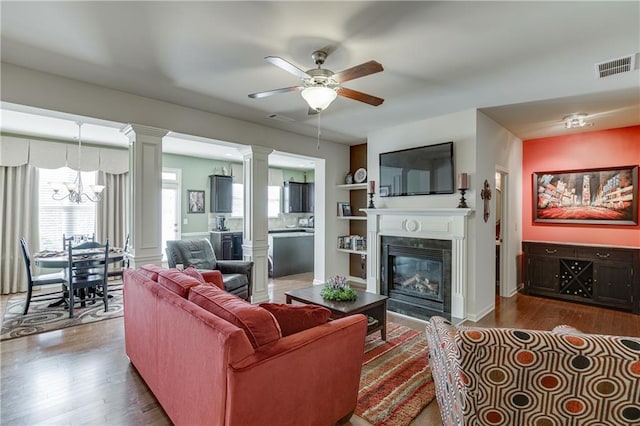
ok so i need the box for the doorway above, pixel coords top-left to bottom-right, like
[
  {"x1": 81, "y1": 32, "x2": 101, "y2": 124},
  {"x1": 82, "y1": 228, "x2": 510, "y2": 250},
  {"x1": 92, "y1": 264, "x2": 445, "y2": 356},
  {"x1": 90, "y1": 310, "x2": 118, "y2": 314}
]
[{"x1": 162, "y1": 168, "x2": 181, "y2": 261}]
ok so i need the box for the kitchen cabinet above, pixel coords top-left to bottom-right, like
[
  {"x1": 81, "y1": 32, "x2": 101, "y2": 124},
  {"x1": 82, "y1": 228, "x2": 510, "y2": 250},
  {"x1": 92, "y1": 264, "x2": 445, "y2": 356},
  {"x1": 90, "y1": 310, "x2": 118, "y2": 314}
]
[
  {"x1": 210, "y1": 231, "x2": 243, "y2": 260},
  {"x1": 269, "y1": 232, "x2": 314, "y2": 277},
  {"x1": 523, "y1": 242, "x2": 638, "y2": 313},
  {"x1": 283, "y1": 182, "x2": 314, "y2": 213},
  {"x1": 209, "y1": 174, "x2": 233, "y2": 213}
]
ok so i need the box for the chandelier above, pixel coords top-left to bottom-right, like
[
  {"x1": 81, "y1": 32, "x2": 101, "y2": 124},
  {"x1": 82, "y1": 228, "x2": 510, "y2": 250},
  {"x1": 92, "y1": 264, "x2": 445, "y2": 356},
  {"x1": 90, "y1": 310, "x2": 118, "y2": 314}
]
[{"x1": 50, "y1": 122, "x2": 105, "y2": 203}]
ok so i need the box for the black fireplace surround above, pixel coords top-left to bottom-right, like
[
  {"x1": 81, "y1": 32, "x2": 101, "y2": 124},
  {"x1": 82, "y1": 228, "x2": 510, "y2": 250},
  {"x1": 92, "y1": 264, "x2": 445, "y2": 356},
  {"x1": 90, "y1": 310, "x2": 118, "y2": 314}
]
[{"x1": 380, "y1": 236, "x2": 452, "y2": 321}]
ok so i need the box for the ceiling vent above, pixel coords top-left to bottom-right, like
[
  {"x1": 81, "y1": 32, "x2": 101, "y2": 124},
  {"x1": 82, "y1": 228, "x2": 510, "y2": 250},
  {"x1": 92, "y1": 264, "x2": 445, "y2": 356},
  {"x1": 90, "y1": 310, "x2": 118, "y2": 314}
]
[
  {"x1": 266, "y1": 113, "x2": 295, "y2": 123},
  {"x1": 594, "y1": 54, "x2": 636, "y2": 78}
]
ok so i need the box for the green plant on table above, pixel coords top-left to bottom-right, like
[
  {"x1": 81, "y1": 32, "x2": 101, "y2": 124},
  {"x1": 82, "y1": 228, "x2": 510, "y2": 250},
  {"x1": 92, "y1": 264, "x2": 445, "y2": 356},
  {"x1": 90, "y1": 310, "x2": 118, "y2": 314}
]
[{"x1": 321, "y1": 275, "x2": 357, "y2": 301}]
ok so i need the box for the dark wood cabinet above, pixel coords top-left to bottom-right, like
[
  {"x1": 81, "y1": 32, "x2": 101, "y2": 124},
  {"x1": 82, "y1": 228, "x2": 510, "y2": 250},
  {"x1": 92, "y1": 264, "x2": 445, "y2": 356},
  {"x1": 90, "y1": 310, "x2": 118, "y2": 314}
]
[
  {"x1": 209, "y1": 175, "x2": 233, "y2": 213},
  {"x1": 210, "y1": 231, "x2": 243, "y2": 260},
  {"x1": 283, "y1": 182, "x2": 314, "y2": 213},
  {"x1": 523, "y1": 242, "x2": 638, "y2": 314}
]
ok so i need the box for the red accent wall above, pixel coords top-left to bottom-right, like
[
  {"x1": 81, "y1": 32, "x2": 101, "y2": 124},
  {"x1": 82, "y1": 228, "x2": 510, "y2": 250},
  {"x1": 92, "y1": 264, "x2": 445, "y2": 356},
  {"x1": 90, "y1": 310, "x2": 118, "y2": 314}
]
[{"x1": 522, "y1": 125, "x2": 640, "y2": 248}]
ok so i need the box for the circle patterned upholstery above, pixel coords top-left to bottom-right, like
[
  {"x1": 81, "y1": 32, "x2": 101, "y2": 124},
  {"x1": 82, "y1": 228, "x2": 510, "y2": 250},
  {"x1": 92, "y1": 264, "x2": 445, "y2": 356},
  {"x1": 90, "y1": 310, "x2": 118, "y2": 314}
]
[{"x1": 425, "y1": 316, "x2": 640, "y2": 426}]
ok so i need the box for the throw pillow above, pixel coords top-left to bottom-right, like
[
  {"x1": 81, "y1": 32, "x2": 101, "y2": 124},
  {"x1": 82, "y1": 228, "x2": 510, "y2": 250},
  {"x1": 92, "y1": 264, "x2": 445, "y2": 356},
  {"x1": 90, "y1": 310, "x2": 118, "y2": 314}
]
[
  {"x1": 183, "y1": 265, "x2": 206, "y2": 283},
  {"x1": 183, "y1": 266, "x2": 224, "y2": 290},
  {"x1": 259, "y1": 303, "x2": 331, "y2": 337},
  {"x1": 189, "y1": 285, "x2": 281, "y2": 349}
]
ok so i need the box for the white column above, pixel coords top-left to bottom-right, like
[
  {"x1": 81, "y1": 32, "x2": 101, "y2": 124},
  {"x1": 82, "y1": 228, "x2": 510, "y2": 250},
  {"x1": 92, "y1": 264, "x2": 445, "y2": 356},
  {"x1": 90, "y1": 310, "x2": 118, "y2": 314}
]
[
  {"x1": 239, "y1": 145, "x2": 273, "y2": 303},
  {"x1": 122, "y1": 124, "x2": 168, "y2": 267}
]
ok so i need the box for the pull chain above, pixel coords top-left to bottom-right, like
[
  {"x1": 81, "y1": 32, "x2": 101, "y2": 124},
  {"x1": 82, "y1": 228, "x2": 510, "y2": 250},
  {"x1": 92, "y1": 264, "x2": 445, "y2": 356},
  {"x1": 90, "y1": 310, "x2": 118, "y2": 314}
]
[{"x1": 316, "y1": 110, "x2": 321, "y2": 150}]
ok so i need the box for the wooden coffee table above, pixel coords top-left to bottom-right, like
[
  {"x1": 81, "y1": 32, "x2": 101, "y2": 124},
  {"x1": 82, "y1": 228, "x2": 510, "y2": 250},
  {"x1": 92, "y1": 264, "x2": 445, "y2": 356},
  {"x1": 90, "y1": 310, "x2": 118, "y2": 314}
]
[{"x1": 285, "y1": 286, "x2": 388, "y2": 340}]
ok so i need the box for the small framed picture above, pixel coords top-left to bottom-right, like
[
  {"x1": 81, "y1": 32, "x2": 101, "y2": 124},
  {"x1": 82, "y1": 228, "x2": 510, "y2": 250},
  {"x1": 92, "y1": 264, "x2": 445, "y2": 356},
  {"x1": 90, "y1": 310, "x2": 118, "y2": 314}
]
[
  {"x1": 380, "y1": 185, "x2": 390, "y2": 197},
  {"x1": 341, "y1": 203, "x2": 352, "y2": 217},
  {"x1": 187, "y1": 190, "x2": 205, "y2": 214}
]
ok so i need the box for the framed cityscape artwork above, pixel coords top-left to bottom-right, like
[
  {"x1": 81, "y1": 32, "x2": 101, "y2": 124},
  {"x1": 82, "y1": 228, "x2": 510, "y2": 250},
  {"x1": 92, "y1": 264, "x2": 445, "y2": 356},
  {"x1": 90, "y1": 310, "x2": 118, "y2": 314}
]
[{"x1": 533, "y1": 165, "x2": 638, "y2": 225}]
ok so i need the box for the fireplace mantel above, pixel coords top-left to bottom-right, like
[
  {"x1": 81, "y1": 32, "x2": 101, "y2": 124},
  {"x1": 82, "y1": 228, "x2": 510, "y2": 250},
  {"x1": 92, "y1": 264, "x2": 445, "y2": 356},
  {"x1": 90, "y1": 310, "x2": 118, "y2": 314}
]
[{"x1": 362, "y1": 208, "x2": 474, "y2": 320}]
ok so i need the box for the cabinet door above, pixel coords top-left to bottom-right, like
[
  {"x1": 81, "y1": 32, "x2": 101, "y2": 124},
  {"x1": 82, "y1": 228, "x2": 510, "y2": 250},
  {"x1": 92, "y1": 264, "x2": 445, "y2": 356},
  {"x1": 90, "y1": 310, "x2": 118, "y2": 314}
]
[
  {"x1": 210, "y1": 175, "x2": 233, "y2": 213},
  {"x1": 305, "y1": 183, "x2": 314, "y2": 212},
  {"x1": 527, "y1": 255, "x2": 559, "y2": 294},
  {"x1": 231, "y1": 233, "x2": 243, "y2": 260},
  {"x1": 593, "y1": 262, "x2": 633, "y2": 309},
  {"x1": 283, "y1": 182, "x2": 303, "y2": 213},
  {"x1": 221, "y1": 235, "x2": 233, "y2": 260}
]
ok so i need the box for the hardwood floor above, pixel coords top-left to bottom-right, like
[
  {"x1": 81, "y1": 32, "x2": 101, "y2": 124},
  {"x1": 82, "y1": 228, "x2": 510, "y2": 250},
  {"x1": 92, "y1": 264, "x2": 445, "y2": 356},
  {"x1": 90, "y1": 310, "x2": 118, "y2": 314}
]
[{"x1": 1, "y1": 274, "x2": 638, "y2": 425}]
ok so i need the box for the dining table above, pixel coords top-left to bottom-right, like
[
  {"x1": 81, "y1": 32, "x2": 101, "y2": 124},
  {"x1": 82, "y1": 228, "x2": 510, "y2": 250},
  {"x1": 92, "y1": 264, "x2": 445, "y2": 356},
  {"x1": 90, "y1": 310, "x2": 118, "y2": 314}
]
[
  {"x1": 33, "y1": 248, "x2": 126, "y2": 307},
  {"x1": 34, "y1": 247, "x2": 125, "y2": 269}
]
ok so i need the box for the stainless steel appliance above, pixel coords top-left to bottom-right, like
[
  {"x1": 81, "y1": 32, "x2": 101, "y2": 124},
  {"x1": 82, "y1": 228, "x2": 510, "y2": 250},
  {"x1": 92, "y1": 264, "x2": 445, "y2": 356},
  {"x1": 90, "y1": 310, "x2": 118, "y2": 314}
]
[{"x1": 215, "y1": 216, "x2": 228, "y2": 231}]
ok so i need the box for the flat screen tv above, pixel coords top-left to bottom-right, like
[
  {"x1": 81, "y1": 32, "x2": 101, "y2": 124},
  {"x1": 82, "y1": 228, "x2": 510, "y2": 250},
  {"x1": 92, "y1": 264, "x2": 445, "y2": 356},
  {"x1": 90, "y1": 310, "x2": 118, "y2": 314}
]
[{"x1": 379, "y1": 142, "x2": 454, "y2": 197}]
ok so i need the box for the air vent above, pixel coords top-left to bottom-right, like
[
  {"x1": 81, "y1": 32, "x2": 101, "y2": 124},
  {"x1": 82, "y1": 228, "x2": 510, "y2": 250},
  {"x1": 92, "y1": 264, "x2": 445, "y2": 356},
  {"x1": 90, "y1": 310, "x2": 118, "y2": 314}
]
[
  {"x1": 594, "y1": 54, "x2": 636, "y2": 78},
  {"x1": 266, "y1": 113, "x2": 295, "y2": 123}
]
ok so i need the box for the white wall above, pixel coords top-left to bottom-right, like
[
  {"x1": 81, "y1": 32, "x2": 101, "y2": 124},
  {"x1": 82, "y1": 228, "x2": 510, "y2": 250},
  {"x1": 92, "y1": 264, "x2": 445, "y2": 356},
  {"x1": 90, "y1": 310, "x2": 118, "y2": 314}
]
[
  {"x1": 1, "y1": 63, "x2": 351, "y2": 282},
  {"x1": 476, "y1": 112, "x2": 523, "y2": 300},
  {"x1": 368, "y1": 109, "x2": 481, "y2": 318},
  {"x1": 368, "y1": 109, "x2": 523, "y2": 321}
]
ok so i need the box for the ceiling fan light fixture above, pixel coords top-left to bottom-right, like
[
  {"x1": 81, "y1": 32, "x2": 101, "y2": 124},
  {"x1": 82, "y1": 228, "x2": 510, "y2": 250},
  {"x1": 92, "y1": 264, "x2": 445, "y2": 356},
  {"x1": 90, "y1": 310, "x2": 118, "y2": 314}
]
[
  {"x1": 563, "y1": 113, "x2": 592, "y2": 129},
  {"x1": 301, "y1": 86, "x2": 337, "y2": 111}
]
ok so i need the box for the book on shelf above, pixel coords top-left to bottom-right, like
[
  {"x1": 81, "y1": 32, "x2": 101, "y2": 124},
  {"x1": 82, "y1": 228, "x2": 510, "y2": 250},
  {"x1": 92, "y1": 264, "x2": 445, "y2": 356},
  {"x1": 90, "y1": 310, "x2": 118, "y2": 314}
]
[{"x1": 337, "y1": 235, "x2": 366, "y2": 251}]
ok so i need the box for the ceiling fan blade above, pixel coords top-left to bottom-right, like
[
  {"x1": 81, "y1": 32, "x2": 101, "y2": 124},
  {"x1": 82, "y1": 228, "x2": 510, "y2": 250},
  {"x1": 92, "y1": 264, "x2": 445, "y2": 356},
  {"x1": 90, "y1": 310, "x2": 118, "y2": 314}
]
[
  {"x1": 337, "y1": 87, "x2": 384, "y2": 106},
  {"x1": 265, "y1": 56, "x2": 310, "y2": 80},
  {"x1": 248, "y1": 86, "x2": 302, "y2": 99},
  {"x1": 333, "y1": 61, "x2": 383, "y2": 83}
]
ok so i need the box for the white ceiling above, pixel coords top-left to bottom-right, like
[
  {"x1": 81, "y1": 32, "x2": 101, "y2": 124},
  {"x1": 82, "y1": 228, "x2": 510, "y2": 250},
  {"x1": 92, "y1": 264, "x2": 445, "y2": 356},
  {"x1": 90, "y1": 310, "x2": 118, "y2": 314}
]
[{"x1": 1, "y1": 1, "x2": 639, "y2": 151}]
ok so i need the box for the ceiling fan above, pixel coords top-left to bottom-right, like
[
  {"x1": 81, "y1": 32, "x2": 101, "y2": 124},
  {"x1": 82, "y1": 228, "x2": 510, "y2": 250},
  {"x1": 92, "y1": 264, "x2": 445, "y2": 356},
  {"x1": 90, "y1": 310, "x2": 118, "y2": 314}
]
[{"x1": 248, "y1": 50, "x2": 384, "y2": 113}]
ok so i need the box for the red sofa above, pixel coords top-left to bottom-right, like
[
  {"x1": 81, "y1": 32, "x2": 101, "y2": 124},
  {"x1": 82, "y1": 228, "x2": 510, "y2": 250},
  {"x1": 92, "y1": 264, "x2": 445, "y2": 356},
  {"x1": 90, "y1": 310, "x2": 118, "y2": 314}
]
[{"x1": 123, "y1": 265, "x2": 368, "y2": 426}]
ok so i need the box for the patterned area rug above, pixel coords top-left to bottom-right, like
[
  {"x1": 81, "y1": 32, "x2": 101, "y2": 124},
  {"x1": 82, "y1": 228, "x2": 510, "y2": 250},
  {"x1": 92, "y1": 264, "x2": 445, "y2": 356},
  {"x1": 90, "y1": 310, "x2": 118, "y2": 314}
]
[
  {"x1": 356, "y1": 322, "x2": 436, "y2": 426},
  {"x1": 1, "y1": 285, "x2": 123, "y2": 341}
]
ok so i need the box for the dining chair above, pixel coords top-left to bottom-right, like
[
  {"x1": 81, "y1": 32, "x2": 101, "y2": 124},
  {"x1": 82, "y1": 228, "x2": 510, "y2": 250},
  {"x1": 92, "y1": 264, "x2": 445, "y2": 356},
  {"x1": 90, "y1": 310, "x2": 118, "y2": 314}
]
[
  {"x1": 65, "y1": 239, "x2": 109, "y2": 318},
  {"x1": 19, "y1": 237, "x2": 67, "y2": 315},
  {"x1": 107, "y1": 233, "x2": 130, "y2": 281},
  {"x1": 62, "y1": 233, "x2": 95, "y2": 250}
]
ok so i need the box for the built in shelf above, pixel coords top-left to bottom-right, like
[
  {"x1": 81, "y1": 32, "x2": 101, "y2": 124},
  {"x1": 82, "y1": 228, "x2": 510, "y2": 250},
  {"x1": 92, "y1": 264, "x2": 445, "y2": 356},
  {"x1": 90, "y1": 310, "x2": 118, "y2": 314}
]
[
  {"x1": 337, "y1": 183, "x2": 367, "y2": 190},
  {"x1": 337, "y1": 248, "x2": 367, "y2": 255},
  {"x1": 337, "y1": 216, "x2": 367, "y2": 220}
]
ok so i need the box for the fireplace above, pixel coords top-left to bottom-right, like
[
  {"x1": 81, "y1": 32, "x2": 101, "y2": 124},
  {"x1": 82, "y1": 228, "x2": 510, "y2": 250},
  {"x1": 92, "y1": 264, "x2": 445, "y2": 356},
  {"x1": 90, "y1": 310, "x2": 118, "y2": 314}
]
[{"x1": 381, "y1": 236, "x2": 451, "y2": 321}]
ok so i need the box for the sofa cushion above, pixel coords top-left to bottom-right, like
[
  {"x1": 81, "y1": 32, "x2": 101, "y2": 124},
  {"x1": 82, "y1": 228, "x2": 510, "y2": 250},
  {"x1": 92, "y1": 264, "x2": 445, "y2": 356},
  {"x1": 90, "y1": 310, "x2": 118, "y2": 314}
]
[
  {"x1": 158, "y1": 269, "x2": 203, "y2": 298},
  {"x1": 259, "y1": 303, "x2": 331, "y2": 337},
  {"x1": 138, "y1": 264, "x2": 166, "y2": 282},
  {"x1": 189, "y1": 285, "x2": 281, "y2": 348}
]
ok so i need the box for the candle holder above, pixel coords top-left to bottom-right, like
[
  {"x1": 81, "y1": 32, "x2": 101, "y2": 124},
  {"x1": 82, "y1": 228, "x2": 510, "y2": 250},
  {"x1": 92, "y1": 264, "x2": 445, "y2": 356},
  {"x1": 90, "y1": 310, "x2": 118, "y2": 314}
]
[
  {"x1": 368, "y1": 192, "x2": 376, "y2": 208},
  {"x1": 457, "y1": 188, "x2": 468, "y2": 208}
]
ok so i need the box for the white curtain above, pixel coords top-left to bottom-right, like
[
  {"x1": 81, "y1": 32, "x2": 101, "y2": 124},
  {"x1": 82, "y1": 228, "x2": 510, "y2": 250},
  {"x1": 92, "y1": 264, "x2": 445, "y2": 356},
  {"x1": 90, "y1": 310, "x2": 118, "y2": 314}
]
[
  {"x1": 96, "y1": 171, "x2": 127, "y2": 249},
  {"x1": 0, "y1": 165, "x2": 40, "y2": 294}
]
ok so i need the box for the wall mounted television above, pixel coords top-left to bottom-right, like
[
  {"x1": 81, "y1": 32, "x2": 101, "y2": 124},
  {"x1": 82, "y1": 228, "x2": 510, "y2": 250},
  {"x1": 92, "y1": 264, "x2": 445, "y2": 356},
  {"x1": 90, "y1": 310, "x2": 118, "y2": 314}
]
[{"x1": 379, "y1": 141, "x2": 454, "y2": 197}]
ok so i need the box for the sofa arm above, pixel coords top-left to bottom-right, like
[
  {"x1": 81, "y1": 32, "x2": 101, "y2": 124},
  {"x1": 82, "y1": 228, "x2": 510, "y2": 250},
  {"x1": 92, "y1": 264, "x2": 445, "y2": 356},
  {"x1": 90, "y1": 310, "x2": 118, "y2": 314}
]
[
  {"x1": 228, "y1": 314, "x2": 368, "y2": 425},
  {"x1": 200, "y1": 270, "x2": 224, "y2": 290}
]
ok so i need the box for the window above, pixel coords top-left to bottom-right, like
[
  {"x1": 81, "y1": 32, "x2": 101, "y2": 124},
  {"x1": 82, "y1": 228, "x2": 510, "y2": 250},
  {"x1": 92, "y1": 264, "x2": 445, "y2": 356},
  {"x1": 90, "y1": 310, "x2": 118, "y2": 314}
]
[
  {"x1": 39, "y1": 167, "x2": 97, "y2": 251},
  {"x1": 230, "y1": 184, "x2": 282, "y2": 218},
  {"x1": 231, "y1": 183, "x2": 244, "y2": 217},
  {"x1": 268, "y1": 186, "x2": 281, "y2": 218}
]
